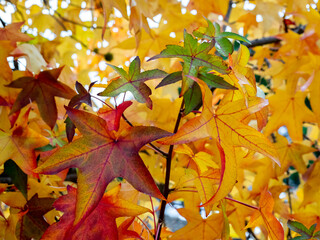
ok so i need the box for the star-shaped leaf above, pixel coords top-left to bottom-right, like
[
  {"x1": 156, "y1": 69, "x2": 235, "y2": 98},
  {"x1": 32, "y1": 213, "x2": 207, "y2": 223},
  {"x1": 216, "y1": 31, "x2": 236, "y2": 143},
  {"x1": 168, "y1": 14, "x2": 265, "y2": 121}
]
[
  {"x1": 161, "y1": 79, "x2": 278, "y2": 206},
  {"x1": 65, "y1": 81, "x2": 96, "y2": 142},
  {"x1": 98, "y1": 56, "x2": 167, "y2": 109},
  {"x1": 0, "y1": 108, "x2": 49, "y2": 175},
  {"x1": 16, "y1": 194, "x2": 55, "y2": 240},
  {"x1": 288, "y1": 220, "x2": 320, "y2": 240},
  {"x1": 274, "y1": 133, "x2": 316, "y2": 175},
  {"x1": 148, "y1": 30, "x2": 230, "y2": 95},
  {"x1": 246, "y1": 188, "x2": 284, "y2": 240},
  {"x1": 6, "y1": 67, "x2": 76, "y2": 129},
  {"x1": 263, "y1": 89, "x2": 316, "y2": 141},
  {"x1": 41, "y1": 185, "x2": 149, "y2": 240},
  {"x1": 35, "y1": 107, "x2": 171, "y2": 224},
  {"x1": 0, "y1": 22, "x2": 33, "y2": 44},
  {"x1": 170, "y1": 208, "x2": 224, "y2": 240}
]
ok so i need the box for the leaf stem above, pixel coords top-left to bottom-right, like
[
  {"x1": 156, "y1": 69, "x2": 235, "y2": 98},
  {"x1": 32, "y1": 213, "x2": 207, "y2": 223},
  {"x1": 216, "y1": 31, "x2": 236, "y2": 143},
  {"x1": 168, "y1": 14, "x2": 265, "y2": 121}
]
[
  {"x1": 91, "y1": 95, "x2": 114, "y2": 109},
  {"x1": 155, "y1": 100, "x2": 184, "y2": 240},
  {"x1": 225, "y1": 197, "x2": 259, "y2": 210},
  {"x1": 149, "y1": 196, "x2": 157, "y2": 236}
]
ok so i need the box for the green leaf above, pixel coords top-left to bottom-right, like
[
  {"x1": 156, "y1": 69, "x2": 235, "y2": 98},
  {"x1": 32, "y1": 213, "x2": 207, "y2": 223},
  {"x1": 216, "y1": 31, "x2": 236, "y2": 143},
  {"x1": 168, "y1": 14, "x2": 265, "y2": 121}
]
[
  {"x1": 198, "y1": 68, "x2": 237, "y2": 90},
  {"x1": 183, "y1": 82, "x2": 202, "y2": 115},
  {"x1": 309, "y1": 223, "x2": 317, "y2": 234},
  {"x1": 219, "y1": 32, "x2": 251, "y2": 44},
  {"x1": 3, "y1": 159, "x2": 27, "y2": 199},
  {"x1": 291, "y1": 236, "x2": 310, "y2": 240},
  {"x1": 193, "y1": 18, "x2": 215, "y2": 39},
  {"x1": 149, "y1": 30, "x2": 229, "y2": 95},
  {"x1": 313, "y1": 230, "x2": 320, "y2": 239},
  {"x1": 156, "y1": 71, "x2": 182, "y2": 89},
  {"x1": 213, "y1": 22, "x2": 221, "y2": 36},
  {"x1": 215, "y1": 37, "x2": 234, "y2": 57},
  {"x1": 98, "y1": 56, "x2": 167, "y2": 109},
  {"x1": 288, "y1": 220, "x2": 313, "y2": 238},
  {"x1": 35, "y1": 144, "x2": 56, "y2": 152}
]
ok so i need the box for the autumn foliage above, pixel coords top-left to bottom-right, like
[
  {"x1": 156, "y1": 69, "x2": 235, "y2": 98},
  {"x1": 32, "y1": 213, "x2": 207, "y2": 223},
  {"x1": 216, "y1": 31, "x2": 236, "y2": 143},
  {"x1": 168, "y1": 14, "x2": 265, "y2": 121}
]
[{"x1": 1, "y1": 0, "x2": 320, "y2": 239}]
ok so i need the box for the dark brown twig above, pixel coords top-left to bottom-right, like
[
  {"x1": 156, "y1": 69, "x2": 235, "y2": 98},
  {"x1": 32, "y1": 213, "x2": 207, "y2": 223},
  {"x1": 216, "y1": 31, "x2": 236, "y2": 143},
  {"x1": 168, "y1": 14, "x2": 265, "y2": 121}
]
[
  {"x1": 244, "y1": 25, "x2": 305, "y2": 48},
  {"x1": 155, "y1": 100, "x2": 184, "y2": 240}
]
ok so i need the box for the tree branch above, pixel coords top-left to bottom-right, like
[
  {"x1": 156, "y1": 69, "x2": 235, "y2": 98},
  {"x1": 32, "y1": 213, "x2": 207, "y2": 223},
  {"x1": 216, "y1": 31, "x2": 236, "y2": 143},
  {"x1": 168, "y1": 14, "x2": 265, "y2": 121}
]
[
  {"x1": 155, "y1": 100, "x2": 184, "y2": 240},
  {"x1": 244, "y1": 25, "x2": 305, "y2": 48}
]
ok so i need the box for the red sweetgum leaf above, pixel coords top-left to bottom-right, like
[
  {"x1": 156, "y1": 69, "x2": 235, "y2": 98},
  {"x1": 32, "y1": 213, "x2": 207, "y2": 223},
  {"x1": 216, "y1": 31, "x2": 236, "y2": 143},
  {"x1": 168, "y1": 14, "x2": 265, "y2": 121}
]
[
  {"x1": 97, "y1": 101, "x2": 133, "y2": 131},
  {"x1": 41, "y1": 185, "x2": 149, "y2": 240},
  {"x1": 118, "y1": 217, "x2": 143, "y2": 240},
  {"x1": 16, "y1": 194, "x2": 55, "y2": 240},
  {"x1": 6, "y1": 67, "x2": 76, "y2": 129},
  {"x1": 0, "y1": 22, "x2": 33, "y2": 44},
  {"x1": 35, "y1": 107, "x2": 171, "y2": 225}
]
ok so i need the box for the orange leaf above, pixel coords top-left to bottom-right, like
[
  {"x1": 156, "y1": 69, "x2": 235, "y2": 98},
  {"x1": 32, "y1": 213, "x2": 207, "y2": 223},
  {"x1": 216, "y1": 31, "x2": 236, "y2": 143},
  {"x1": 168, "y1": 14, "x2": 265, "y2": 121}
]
[
  {"x1": 170, "y1": 208, "x2": 224, "y2": 240},
  {"x1": 0, "y1": 108, "x2": 49, "y2": 176},
  {"x1": 0, "y1": 22, "x2": 33, "y2": 44},
  {"x1": 161, "y1": 79, "x2": 279, "y2": 206},
  {"x1": 246, "y1": 188, "x2": 284, "y2": 240},
  {"x1": 41, "y1": 185, "x2": 149, "y2": 240}
]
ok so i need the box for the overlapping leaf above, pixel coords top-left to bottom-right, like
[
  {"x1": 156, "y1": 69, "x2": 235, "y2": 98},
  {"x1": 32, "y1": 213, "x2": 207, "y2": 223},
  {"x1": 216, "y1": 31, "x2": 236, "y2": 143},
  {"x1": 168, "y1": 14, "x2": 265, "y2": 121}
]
[
  {"x1": 41, "y1": 185, "x2": 149, "y2": 240},
  {"x1": 35, "y1": 107, "x2": 171, "y2": 224},
  {"x1": 0, "y1": 22, "x2": 33, "y2": 44},
  {"x1": 16, "y1": 194, "x2": 55, "y2": 240},
  {"x1": 0, "y1": 108, "x2": 49, "y2": 175},
  {"x1": 170, "y1": 208, "x2": 224, "y2": 240},
  {"x1": 263, "y1": 89, "x2": 316, "y2": 141},
  {"x1": 246, "y1": 188, "x2": 284, "y2": 240},
  {"x1": 148, "y1": 30, "x2": 230, "y2": 95},
  {"x1": 161, "y1": 79, "x2": 278, "y2": 206},
  {"x1": 65, "y1": 81, "x2": 96, "y2": 142},
  {"x1": 98, "y1": 56, "x2": 167, "y2": 109},
  {"x1": 6, "y1": 67, "x2": 76, "y2": 129}
]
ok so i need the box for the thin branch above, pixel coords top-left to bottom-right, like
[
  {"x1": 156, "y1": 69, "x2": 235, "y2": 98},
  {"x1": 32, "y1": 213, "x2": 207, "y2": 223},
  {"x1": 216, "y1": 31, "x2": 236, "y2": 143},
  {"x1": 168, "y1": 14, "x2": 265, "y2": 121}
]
[
  {"x1": 286, "y1": 170, "x2": 293, "y2": 239},
  {"x1": 247, "y1": 227, "x2": 259, "y2": 240},
  {"x1": 155, "y1": 100, "x2": 184, "y2": 240},
  {"x1": 223, "y1": 0, "x2": 233, "y2": 30},
  {"x1": 51, "y1": 14, "x2": 89, "y2": 49},
  {"x1": 54, "y1": 10, "x2": 104, "y2": 29},
  {"x1": 244, "y1": 25, "x2": 305, "y2": 48}
]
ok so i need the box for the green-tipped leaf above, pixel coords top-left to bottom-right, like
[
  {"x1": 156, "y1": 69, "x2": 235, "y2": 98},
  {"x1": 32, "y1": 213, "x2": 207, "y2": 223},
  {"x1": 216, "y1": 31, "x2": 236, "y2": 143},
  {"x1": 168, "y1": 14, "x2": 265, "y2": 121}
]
[
  {"x1": 198, "y1": 71, "x2": 237, "y2": 90},
  {"x1": 156, "y1": 71, "x2": 182, "y2": 88},
  {"x1": 99, "y1": 56, "x2": 167, "y2": 109},
  {"x1": 183, "y1": 82, "x2": 202, "y2": 115},
  {"x1": 219, "y1": 32, "x2": 251, "y2": 44},
  {"x1": 288, "y1": 220, "x2": 312, "y2": 237},
  {"x1": 215, "y1": 37, "x2": 234, "y2": 57}
]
